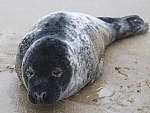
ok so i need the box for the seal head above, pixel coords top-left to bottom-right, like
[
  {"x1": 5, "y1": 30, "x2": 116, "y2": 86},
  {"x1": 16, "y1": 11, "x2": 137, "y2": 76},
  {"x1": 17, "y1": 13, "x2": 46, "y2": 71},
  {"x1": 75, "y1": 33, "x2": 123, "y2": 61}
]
[{"x1": 22, "y1": 37, "x2": 72, "y2": 104}]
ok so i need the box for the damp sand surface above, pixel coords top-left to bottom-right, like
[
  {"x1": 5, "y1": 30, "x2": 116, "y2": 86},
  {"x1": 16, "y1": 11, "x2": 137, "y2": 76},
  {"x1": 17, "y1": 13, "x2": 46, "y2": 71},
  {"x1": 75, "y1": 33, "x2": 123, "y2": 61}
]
[{"x1": 0, "y1": 0, "x2": 150, "y2": 113}]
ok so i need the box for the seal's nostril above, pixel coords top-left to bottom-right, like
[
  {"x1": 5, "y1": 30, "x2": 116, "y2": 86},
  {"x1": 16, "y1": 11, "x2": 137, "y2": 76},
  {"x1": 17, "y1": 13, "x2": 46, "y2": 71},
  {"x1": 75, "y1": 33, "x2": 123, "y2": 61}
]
[
  {"x1": 40, "y1": 92, "x2": 47, "y2": 101},
  {"x1": 31, "y1": 91, "x2": 48, "y2": 103},
  {"x1": 33, "y1": 92, "x2": 38, "y2": 99}
]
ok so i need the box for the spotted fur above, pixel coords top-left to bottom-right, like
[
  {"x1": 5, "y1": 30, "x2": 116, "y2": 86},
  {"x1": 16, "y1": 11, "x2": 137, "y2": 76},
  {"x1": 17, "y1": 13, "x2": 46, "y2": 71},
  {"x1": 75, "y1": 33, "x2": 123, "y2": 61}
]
[{"x1": 15, "y1": 11, "x2": 149, "y2": 104}]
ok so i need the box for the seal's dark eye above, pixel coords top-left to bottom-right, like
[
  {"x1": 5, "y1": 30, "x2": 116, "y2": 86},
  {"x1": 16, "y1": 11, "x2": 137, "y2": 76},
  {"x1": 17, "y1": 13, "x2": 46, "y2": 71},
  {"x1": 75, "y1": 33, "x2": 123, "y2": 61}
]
[
  {"x1": 26, "y1": 66, "x2": 34, "y2": 78},
  {"x1": 51, "y1": 67, "x2": 63, "y2": 78}
]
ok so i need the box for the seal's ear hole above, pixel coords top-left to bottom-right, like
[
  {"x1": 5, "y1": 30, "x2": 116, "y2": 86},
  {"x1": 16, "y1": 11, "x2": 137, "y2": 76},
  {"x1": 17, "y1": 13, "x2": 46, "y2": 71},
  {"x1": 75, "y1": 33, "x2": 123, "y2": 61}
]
[{"x1": 51, "y1": 67, "x2": 63, "y2": 78}]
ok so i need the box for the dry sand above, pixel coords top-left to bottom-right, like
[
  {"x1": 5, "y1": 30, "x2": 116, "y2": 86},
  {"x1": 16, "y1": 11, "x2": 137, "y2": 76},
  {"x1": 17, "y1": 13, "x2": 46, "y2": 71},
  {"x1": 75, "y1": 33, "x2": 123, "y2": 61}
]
[{"x1": 0, "y1": 0, "x2": 150, "y2": 113}]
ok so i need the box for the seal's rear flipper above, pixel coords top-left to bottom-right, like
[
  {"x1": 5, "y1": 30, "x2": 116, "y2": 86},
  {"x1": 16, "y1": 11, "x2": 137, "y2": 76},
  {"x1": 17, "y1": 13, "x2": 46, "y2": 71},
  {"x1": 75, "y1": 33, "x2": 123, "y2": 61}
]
[
  {"x1": 122, "y1": 15, "x2": 149, "y2": 36},
  {"x1": 98, "y1": 15, "x2": 149, "y2": 40}
]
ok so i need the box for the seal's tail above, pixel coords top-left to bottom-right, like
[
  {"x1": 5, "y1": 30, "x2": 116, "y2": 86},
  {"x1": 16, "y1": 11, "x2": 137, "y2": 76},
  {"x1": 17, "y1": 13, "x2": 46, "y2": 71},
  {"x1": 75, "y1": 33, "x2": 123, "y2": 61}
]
[{"x1": 98, "y1": 15, "x2": 149, "y2": 41}]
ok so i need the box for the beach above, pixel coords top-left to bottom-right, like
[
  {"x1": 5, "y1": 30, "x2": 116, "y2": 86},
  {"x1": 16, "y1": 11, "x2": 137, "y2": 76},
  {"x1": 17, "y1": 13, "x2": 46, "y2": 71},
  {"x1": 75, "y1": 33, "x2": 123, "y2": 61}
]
[{"x1": 0, "y1": 0, "x2": 150, "y2": 113}]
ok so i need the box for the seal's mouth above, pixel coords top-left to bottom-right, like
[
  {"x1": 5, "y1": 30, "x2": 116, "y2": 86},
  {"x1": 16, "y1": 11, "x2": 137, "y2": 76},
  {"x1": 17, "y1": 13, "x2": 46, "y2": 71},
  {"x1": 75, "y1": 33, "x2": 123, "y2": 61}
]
[
  {"x1": 27, "y1": 90, "x2": 60, "y2": 104},
  {"x1": 27, "y1": 81, "x2": 61, "y2": 104},
  {"x1": 28, "y1": 91, "x2": 48, "y2": 104}
]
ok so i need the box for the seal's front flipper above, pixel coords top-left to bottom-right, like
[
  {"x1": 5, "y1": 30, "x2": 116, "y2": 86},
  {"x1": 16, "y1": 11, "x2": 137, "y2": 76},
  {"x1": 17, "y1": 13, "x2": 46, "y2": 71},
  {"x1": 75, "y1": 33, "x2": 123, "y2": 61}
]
[{"x1": 98, "y1": 15, "x2": 149, "y2": 41}]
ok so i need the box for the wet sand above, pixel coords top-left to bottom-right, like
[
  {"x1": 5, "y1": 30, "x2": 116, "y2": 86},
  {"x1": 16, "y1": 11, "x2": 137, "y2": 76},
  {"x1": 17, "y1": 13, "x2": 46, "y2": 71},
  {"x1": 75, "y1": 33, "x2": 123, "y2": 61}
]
[{"x1": 0, "y1": 0, "x2": 150, "y2": 113}]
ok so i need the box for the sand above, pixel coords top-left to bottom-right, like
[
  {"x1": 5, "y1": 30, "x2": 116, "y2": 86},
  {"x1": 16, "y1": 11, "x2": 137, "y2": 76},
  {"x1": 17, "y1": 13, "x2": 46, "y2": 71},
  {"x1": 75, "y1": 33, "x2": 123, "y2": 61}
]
[{"x1": 0, "y1": 0, "x2": 150, "y2": 113}]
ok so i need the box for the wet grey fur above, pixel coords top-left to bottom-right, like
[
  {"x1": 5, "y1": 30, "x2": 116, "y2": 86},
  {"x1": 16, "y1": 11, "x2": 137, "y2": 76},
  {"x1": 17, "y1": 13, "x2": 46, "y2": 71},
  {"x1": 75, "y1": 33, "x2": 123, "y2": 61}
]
[{"x1": 15, "y1": 11, "x2": 149, "y2": 103}]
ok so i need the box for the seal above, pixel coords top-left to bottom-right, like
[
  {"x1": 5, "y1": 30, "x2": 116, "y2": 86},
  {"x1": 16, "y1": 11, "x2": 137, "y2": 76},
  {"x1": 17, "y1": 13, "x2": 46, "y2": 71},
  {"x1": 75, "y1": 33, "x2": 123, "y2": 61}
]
[{"x1": 15, "y1": 11, "x2": 149, "y2": 104}]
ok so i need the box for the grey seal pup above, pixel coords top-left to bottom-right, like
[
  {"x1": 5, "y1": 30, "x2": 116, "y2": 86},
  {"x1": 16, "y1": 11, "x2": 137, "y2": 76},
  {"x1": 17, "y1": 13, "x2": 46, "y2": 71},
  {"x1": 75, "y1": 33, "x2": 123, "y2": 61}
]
[{"x1": 15, "y1": 11, "x2": 149, "y2": 104}]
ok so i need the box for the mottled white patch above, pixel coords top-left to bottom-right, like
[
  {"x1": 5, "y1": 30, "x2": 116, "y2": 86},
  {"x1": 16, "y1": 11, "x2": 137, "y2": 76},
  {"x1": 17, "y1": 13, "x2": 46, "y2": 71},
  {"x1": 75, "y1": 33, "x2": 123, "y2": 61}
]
[{"x1": 55, "y1": 11, "x2": 112, "y2": 100}]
